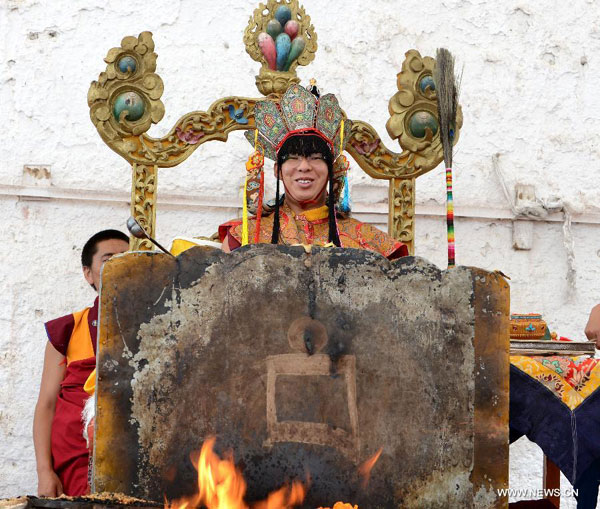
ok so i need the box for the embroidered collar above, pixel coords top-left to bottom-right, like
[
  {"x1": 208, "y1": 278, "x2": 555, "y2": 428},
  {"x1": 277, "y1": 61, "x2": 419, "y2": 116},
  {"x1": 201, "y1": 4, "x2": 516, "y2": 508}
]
[{"x1": 291, "y1": 205, "x2": 329, "y2": 222}]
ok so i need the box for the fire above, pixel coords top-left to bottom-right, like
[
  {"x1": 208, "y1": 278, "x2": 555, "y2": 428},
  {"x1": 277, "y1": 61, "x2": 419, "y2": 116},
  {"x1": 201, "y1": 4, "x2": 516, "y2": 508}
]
[
  {"x1": 193, "y1": 437, "x2": 246, "y2": 508},
  {"x1": 252, "y1": 482, "x2": 306, "y2": 509},
  {"x1": 165, "y1": 437, "x2": 305, "y2": 509},
  {"x1": 318, "y1": 504, "x2": 359, "y2": 509},
  {"x1": 357, "y1": 447, "x2": 382, "y2": 488},
  {"x1": 164, "y1": 438, "x2": 378, "y2": 509},
  {"x1": 318, "y1": 449, "x2": 382, "y2": 508}
]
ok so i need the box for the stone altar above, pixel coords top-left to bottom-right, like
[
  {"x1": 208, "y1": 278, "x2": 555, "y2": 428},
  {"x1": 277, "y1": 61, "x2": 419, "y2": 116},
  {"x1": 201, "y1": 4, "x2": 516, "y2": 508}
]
[{"x1": 93, "y1": 246, "x2": 509, "y2": 508}]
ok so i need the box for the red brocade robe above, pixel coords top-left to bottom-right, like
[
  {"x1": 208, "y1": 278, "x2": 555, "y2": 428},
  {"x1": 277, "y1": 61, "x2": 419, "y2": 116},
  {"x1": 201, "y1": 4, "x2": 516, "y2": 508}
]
[
  {"x1": 44, "y1": 298, "x2": 98, "y2": 496},
  {"x1": 219, "y1": 204, "x2": 408, "y2": 259}
]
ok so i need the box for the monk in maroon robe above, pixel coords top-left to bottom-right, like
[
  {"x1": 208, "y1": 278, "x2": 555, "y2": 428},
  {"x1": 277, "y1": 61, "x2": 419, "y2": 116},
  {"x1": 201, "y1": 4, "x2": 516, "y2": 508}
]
[{"x1": 33, "y1": 230, "x2": 129, "y2": 496}]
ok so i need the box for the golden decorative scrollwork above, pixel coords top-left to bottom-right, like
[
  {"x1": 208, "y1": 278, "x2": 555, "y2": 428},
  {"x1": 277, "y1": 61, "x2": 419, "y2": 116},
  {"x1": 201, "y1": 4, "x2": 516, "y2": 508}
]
[
  {"x1": 254, "y1": 69, "x2": 300, "y2": 97},
  {"x1": 385, "y1": 49, "x2": 463, "y2": 170},
  {"x1": 130, "y1": 163, "x2": 157, "y2": 251},
  {"x1": 347, "y1": 122, "x2": 414, "y2": 180},
  {"x1": 90, "y1": 6, "x2": 462, "y2": 255},
  {"x1": 115, "y1": 97, "x2": 258, "y2": 167},
  {"x1": 244, "y1": 0, "x2": 317, "y2": 96},
  {"x1": 389, "y1": 178, "x2": 415, "y2": 251},
  {"x1": 88, "y1": 32, "x2": 165, "y2": 142},
  {"x1": 244, "y1": 0, "x2": 317, "y2": 68},
  {"x1": 343, "y1": 49, "x2": 463, "y2": 251}
]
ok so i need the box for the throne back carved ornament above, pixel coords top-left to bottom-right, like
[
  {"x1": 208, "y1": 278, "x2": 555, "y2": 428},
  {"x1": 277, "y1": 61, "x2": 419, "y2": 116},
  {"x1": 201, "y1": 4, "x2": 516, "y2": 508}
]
[{"x1": 87, "y1": 1, "x2": 462, "y2": 253}]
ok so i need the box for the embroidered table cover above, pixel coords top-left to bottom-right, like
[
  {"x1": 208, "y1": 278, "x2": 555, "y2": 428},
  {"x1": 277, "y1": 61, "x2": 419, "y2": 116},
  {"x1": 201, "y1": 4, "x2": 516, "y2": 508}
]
[{"x1": 510, "y1": 355, "x2": 600, "y2": 484}]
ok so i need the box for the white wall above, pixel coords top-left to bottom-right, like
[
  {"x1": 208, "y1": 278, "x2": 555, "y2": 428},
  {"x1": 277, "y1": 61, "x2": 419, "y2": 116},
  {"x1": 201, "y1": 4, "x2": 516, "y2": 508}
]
[{"x1": 1, "y1": 0, "x2": 599, "y2": 506}]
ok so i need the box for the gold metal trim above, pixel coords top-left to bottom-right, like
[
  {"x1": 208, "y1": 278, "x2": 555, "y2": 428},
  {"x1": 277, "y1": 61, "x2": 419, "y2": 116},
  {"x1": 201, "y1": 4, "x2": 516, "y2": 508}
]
[{"x1": 129, "y1": 163, "x2": 157, "y2": 251}]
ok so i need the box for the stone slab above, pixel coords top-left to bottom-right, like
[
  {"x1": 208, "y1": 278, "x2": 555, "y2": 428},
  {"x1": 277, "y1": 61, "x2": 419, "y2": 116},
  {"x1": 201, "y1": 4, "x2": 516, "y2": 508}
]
[{"x1": 93, "y1": 246, "x2": 509, "y2": 508}]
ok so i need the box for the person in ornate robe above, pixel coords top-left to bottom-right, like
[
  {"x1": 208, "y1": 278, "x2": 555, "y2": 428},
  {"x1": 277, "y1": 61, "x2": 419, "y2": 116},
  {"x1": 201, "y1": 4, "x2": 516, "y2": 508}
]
[
  {"x1": 33, "y1": 230, "x2": 129, "y2": 496},
  {"x1": 219, "y1": 83, "x2": 407, "y2": 260}
]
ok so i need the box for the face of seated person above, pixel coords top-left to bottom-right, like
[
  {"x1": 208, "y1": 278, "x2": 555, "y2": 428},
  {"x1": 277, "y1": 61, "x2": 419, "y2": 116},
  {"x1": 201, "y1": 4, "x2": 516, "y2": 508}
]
[
  {"x1": 278, "y1": 153, "x2": 329, "y2": 212},
  {"x1": 83, "y1": 238, "x2": 130, "y2": 292}
]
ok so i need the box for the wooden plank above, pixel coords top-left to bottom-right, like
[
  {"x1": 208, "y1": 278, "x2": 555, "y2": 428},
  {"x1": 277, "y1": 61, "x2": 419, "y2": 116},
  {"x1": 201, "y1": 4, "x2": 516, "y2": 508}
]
[{"x1": 543, "y1": 455, "x2": 561, "y2": 508}]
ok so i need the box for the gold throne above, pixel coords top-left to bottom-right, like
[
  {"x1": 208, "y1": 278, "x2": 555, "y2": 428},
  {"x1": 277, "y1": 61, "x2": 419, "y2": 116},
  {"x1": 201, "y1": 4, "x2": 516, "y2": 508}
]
[{"x1": 87, "y1": 0, "x2": 462, "y2": 254}]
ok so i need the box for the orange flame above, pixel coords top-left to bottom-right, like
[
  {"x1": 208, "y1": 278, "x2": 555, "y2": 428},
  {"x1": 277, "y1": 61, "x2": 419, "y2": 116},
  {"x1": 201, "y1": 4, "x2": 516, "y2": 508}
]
[
  {"x1": 165, "y1": 437, "x2": 306, "y2": 509},
  {"x1": 318, "y1": 504, "x2": 358, "y2": 509},
  {"x1": 252, "y1": 482, "x2": 306, "y2": 509},
  {"x1": 357, "y1": 447, "x2": 382, "y2": 489}
]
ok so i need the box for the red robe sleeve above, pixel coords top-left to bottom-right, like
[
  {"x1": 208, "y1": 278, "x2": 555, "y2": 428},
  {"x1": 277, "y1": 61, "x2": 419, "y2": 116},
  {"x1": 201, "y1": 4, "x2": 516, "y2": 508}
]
[
  {"x1": 45, "y1": 297, "x2": 99, "y2": 355},
  {"x1": 45, "y1": 314, "x2": 75, "y2": 356},
  {"x1": 218, "y1": 220, "x2": 243, "y2": 251}
]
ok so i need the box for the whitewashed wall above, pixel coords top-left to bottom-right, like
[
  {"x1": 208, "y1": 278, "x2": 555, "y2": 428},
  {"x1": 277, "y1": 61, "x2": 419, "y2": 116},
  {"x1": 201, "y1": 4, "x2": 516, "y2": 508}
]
[{"x1": 1, "y1": 0, "x2": 599, "y2": 506}]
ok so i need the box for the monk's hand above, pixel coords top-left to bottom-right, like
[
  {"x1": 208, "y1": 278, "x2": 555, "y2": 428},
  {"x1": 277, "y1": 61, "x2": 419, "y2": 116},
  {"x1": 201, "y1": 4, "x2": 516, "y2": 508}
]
[
  {"x1": 37, "y1": 468, "x2": 63, "y2": 497},
  {"x1": 584, "y1": 303, "x2": 600, "y2": 349}
]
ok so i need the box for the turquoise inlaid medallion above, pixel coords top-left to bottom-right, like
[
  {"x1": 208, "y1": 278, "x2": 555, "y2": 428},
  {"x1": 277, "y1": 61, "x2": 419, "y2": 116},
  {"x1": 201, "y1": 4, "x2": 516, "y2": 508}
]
[
  {"x1": 117, "y1": 56, "x2": 137, "y2": 74},
  {"x1": 408, "y1": 111, "x2": 438, "y2": 138},
  {"x1": 419, "y1": 75, "x2": 435, "y2": 93},
  {"x1": 113, "y1": 91, "x2": 145, "y2": 122}
]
